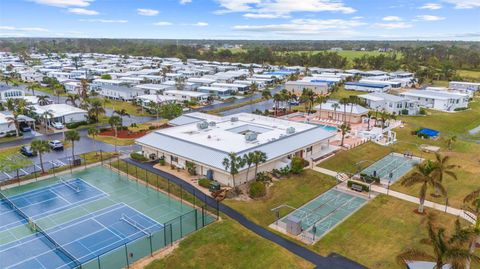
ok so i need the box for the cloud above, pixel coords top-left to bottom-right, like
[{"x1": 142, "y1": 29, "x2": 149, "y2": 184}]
[
  {"x1": 416, "y1": 15, "x2": 445, "y2": 21},
  {"x1": 0, "y1": 26, "x2": 49, "y2": 32},
  {"x1": 67, "y1": 8, "x2": 99, "y2": 15},
  {"x1": 137, "y1": 8, "x2": 159, "y2": 16},
  {"x1": 243, "y1": 13, "x2": 289, "y2": 18},
  {"x1": 373, "y1": 22, "x2": 412, "y2": 29},
  {"x1": 419, "y1": 3, "x2": 442, "y2": 9},
  {"x1": 179, "y1": 0, "x2": 192, "y2": 4},
  {"x1": 79, "y1": 19, "x2": 128, "y2": 23},
  {"x1": 153, "y1": 21, "x2": 173, "y2": 26},
  {"x1": 192, "y1": 22, "x2": 208, "y2": 26},
  {"x1": 382, "y1": 16, "x2": 402, "y2": 21},
  {"x1": 30, "y1": 0, "x2": 93, "y2": 7},
  {"x1": 233, "y1": 18, "x2": 366, "y2": 34},
  {"x1": 443, "y1": 0, "x2": 480, "y2": 9},
  {"x1": 215, "y1": 0, "x2": 355, "y2": 16}
]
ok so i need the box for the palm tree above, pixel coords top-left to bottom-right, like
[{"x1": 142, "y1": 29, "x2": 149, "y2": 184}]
[
  {"x1": 65, "y1": 130, "x2": 80, "y2": 163},
  {"x1": 262, "y1": 88, "x2": 272, "y2": 101},
  {"x1": 446, "y1": 135, "x2": 457, "y2": 150},
  {"x1": 462, "y1": 188, "x2": 480, "y2": 269},
  {"x1": 300, "y1": 88, "x2": 317, "y2": 115},
  {"x1": 65, "y1": 94, "x2": 80, "y2": 107},
  {"x1": 1, "y1": 75, "x2": 12, "y2": 85},
  {"x1": 273, "y1": 93, "x2": 283, "y2": 117},
  {"x1": 251, "y1": 150, "x2": 267, "y2": 177},
  {"x1": 431, "y1": 153, "x2": 458, "y2": 196},
  {"x1": 222, "y1": 152, "x2": 245, "y2": 188},
  {"x1": 30, "y1": 139, "x2": 50, "y2": 174},
  {"x1": 5, "y1": 99, "x2": 28, "y2": 137},
  {"x1": 366, "y1": 111, "x2": 373, "y2": 130},
  {"x1": 79, "y1": 79, "x2": 89, "y2": 100},
  {"x1": 88, "y1": 98, "x2": 106, "y2": 123},
  {"x1": 339, "y1": 97, "x2": 350, "y2": 123},
  {"x1": 400, "y1": 160, "x2": 445, "y2": 213},
  {"x1": 348, "y1": 96, "x2": 359, "y2": 123},
  {"x1": 108, "y1": 115, "x2": 122, "y2": 138},
  {"x1": 315, "y1": 95, "x2": 328, "y2": 119},
  {"x1": 339, "y1": 123, "x2": 351, "y2": 147},
  {"x1": 87, "y1": 127, "x2": 100, "y2": 154},
  {"x1": 243, "y1": 152, "x2": 256, "y2": 182},
  {"x1": 37, "y1": 95, "x2": 50, "y2": 106},
  {"x1": 147, "y1": 101, "x2": 162, "y2": 120},
  {"x1": 40, "y1": 110, "x2": 53, "y2": 132},
  {"x1": 332, "y1": 103, "x2": 340, "y2": 121},
  {"x1": 27, "y1": 83, "x2": 40, "y2": 96},
  {"x1": 396, "y1": 214, "x2": 480, "y2": 269},
  {"x1": 113, "y1": 109, "x2": 130, "y2": 127}
]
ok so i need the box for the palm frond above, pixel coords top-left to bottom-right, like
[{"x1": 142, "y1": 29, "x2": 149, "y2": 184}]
[
  {"x1": 396, "y1": 249, "x2": 435, "y2": 265},
  {"x1": 464, "y1": 189, "x2": 480, "y2": 204}
]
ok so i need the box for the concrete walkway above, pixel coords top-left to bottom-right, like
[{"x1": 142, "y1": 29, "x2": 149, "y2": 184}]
[{"x1": 312, "y1": 167, "x2": 477, "y2": 224}]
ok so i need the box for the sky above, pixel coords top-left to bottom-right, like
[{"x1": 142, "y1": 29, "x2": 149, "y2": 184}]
[{"x1": 0, "y1": 0, "x2": 479, "y2": 40}]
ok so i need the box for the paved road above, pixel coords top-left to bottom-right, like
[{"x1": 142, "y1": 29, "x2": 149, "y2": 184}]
[{"x1": 124, "y1": 158, "x2": 367, "y2": 269}]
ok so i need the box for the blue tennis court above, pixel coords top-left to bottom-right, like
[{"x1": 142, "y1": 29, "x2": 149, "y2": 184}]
[
  {"x1": 1, "y1": 178, "x2": 106, "y2": 230},
  {"x1": 361, "y1": 153, "x2": 421, "y2": 183},
  {"x1": 0, "y1": 165, "x2": 215, "y2": 269},
  {"x1": 0, "y1": 203, "x2": 163, "y2": 269}
]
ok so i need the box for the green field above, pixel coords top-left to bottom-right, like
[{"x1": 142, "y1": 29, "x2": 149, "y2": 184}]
[
  {"x1": 457, "y1": 69, "x2": 480, "y2": 81},
  {"x1": 145, "y1": 218, "x2": 314, "y2": 269}
]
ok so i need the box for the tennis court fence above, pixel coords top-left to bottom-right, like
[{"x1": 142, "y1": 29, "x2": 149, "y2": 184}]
[{"x1": 0, "y1": 150, "x2": 119, "y2": 189}]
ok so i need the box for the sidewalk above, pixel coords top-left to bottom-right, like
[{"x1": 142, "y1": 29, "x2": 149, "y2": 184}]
[{"x1": 312, "y1": 167, "x2": 477, "y2": 224}]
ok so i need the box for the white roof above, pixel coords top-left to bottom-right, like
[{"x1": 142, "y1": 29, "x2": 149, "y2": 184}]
[
  {"x1": 136, "y1": 94, "x2": 177, "y2": 103},
  {"x1": 401, "y1": 90, "x2": 468, "y2": 100},
  {"x1": 164, "y1": 90, "x2": 209, "y2": 97},
  {"x1": 198, "y1": 86, "x2": 232, "y2": 93},
  {"x1": 32, "y1": 104, "x2": 86, "y2": 118},
  {"x1": 137, "y1": 112, "x2": 335, "y2": 171},
  {"x1": 315, "y1": 101, "x2": 369, "y2": 115},
  {"x1": 134, "y1": 84, "x2": 171, "y2": 91},
  {"x1": 359, "y1": 92, "x2": 409, "y2": 102}
]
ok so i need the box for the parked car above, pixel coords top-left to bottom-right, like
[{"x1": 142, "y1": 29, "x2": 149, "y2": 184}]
[
  {"x1": 19, "y1": 123, "x2": 32, "y2": 132},
  {"x1": 48, "y1": 140, "x2": 64, "y2": 150},
  {"x1": 20, "y1": 145, "x2": 37, "y2": 157},
  {"x1": 51, "y1": 122, "x2": 64, "y2": 130}
]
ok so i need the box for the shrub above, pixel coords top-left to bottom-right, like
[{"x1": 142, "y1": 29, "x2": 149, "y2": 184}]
[
  {"x1": 66, "y1": 121, "x2": 88, "y2": 129},
  {"x1": 360, "y1": 173, "x2": 380, "y2": 184},
  {"x1": 454, "y1": 107, "x2": 468, "y2": 111},
  {"x1": 148, "y1": 125, "x2": 156, "y2": 130},
  {"x1": 256, "y1": 172, "x2": 272, "y2": 182},
  {"x1": 198, "y1": 178, "x2": 211, "y2": 188},
  {"x1": 249, "y1": 181, "x2": 266, "y2": 198},
  {"x1": 419, "y1": 107, "x2": 426, "y2": 115},
  {"x1": 401, "y1": 109, "x2": 409, "y2": 115},
  {"x1": 130, "y1": 152, "x2": 148, "y2": 162},
  {"x1": 158, "y1": 158, "x2": 166, "y2": 166},
  {"x1": 290, "y1": 156, "x2": 306, "y2": 174}
]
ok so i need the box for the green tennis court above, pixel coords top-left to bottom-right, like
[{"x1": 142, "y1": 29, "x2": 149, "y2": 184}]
[{"x1": 0, "y1": 165, "x2": 215, "y2": 269}]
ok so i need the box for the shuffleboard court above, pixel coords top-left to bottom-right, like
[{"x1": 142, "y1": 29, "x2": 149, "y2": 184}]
[{"x1": 361, "y1": 153, "x2": 421, "y2": 183}]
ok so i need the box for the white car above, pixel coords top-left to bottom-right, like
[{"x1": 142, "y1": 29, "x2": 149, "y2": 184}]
[
  {"x1": 48, "y1": 140, "x2": 64, "y2": 150},
  {"x1": 51, "y1": 122, "x2": 64, "y2": 130}
]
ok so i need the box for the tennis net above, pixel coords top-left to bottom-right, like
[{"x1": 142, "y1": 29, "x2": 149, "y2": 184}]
[{"x1": 0, "y1": 190, "x2": 81, "y2": 267}]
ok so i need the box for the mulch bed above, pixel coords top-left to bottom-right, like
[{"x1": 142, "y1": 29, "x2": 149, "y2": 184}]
[{"x1": 99, "y1": 129, "x2": 147, "y2": 139}]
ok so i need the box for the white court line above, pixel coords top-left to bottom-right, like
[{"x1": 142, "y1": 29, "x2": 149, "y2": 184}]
[
  {"x1": 56, "y1": 159, "x2": 66, "y2": 166},
  {"x1": 2, "y1": 172, "x2": 12, "y2": 179},
  {"x1": 20, "y1": 169, "x2": 29, "y2": 175}
]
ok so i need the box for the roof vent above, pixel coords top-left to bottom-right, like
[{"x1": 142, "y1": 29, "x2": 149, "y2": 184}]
[
  {"x1": 244, "y1": 131, "x2": 257, "y2": 142},
  {"x1": 286, "y1": 127, "x2": 296, "y2": 134},
  {"x1": 230, "y1": 117, "x2": 239, "y2": 122},
  {"x1": 196, "y1": 121, "x2": 209, "y2": 130},
  {"x1": 208, "y1": 121, "x2": 216, "y2": 127}
]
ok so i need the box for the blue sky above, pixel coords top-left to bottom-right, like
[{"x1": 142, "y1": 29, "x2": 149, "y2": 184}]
[{"x1": 0, "y1": 0, "x2": 479, "y2": 40}]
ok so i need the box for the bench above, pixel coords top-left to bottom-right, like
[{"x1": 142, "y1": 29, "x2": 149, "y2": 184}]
[{"x1": 351, "y1": 184, "x2": 364, "y2": 192}]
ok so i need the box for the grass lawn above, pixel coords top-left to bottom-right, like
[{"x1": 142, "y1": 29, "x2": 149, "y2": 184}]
[
  {"x1": 457, "y1": 69, "x2": 480, "y2": 80},
  {"x1": 224, "y1": 169, "x2": 336, "y2": 227},
  {"x1": 318, "y1": 142, "x2": 391, "y2": 174},
  {"x1": 104, "y1": 99, "x2": 150, "y2": 117},
  {"x1": 0, "y1": 146, "x2": 21, "y2": 158},
  {"x1": 90, "y1": 135, "x2": 135, "y2": 146},
  {"x1": 328, "y1": 86, "x2": 366, "y2": 100},
  {"x1": 315, "y1": 195, "x2": 471, "y2": 269},
  {"x1": 145, "y1": 218, "x2": 313, "y2": 269},
  {"x1": 0, "y1": 136, "x2": 23, "y2": 144},
  {"x1": 430, "y1": 80, "x2": 450, "y2": 87}
]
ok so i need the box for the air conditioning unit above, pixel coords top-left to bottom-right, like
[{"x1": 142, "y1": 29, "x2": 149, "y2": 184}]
[
  {"x1": 208, "y1": 121, "x2": 216, "y2": 127},
  {"x1": 196, "y1": 121, "x2": 209, "y2": 130},
  {"x1": 286, "y1": 127, "x2": 296, "y2": 134},
  {"x1": 230, "y1": 117, "x2": 239, "y2": 122},
  {"x1": 244, "y1": 131, "x2": 257, "y2": 142}
]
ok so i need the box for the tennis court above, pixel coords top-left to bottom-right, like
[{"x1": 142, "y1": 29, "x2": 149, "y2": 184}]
[
  {"x1": 0, "y1": 165, "x2": 214, "y2": 269},
  {"x1": 276, "y1": 189, "x2": 367, "y2": 243},
  {"x1": 361, "y1": 153, "x2": 421, "y2": 183}
]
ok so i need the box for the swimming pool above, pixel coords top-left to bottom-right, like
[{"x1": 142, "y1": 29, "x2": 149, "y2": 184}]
[{"x1": 318, "y1": 124, "x2": 338, "y2": 132}]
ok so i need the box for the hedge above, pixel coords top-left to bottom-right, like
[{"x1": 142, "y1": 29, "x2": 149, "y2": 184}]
[
  {"x1": 198, "y1": 178, "x2": 211, "y2": 188},
  {"x1": 130, "y1": 152, "x2": 148, "y2": 162},
  {"x1": 66, "y1": 121, "x2": 88, "y2": 129}
]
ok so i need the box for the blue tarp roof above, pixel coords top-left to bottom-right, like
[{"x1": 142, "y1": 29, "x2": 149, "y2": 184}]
[
  {"x1": 418, "y1": 128, "x2": 440, "y2": 137},
  {"x1": 345, "y1": 82, "x2": 389, "y2": 88}
]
